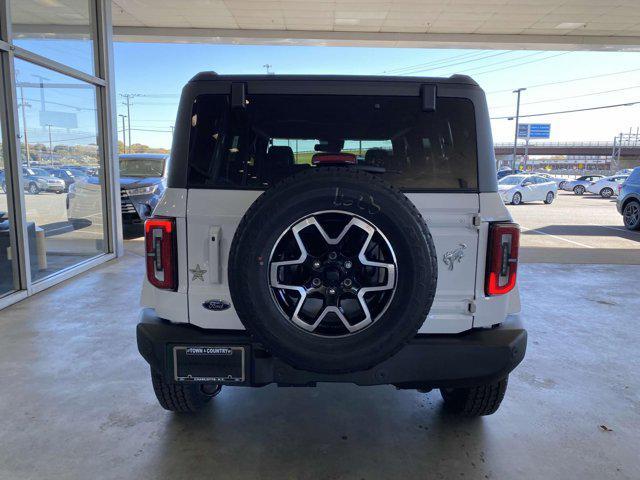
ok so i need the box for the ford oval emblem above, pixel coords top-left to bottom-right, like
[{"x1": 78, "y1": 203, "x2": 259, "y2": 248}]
[{"x1": 203, "y1": 299, "x2": 231, "y2": 311}]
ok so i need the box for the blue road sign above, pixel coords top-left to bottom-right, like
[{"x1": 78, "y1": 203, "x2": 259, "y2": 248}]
[
  {"x1": 518, "y1": 123, "x2": 551, "y2": 139},
  {"x1": 517, "y1": 124, "x2": 529, "y2": 138}
]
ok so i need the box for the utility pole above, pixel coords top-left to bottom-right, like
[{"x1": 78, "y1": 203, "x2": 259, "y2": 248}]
[
  {"x1": 118, "y1": 114, "x2": 127, "y2": 153},
  {"x1": 120, "y1": 93, "x2": 140, "y2": 153},
  {"x1": 46, "y1": 124, "x2": 53, "y2": 165},
  {"x1": 32, "y1": 74, "x2": 49, "y2": 111},
  {"x1": 511, "y1": 88, "x2": 526, "y2": 171},
  {"x1": 18, "y1": 85, "x2": 31, "y2": 167}
]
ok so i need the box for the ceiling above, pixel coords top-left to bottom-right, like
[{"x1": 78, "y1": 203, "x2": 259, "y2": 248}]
[
  {"x1": 111, "y1": 0, "x2": 640, "y2": 37},
  {"x1": 10, "y1": 0, "x2": 640, "y2": 50}
]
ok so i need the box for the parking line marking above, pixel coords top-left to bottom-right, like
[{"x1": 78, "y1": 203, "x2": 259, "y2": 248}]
[{"x1": 520, "y1": 227, "x2": 595, "y2": 249}]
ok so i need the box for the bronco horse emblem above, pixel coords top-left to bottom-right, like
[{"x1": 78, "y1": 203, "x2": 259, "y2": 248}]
[{"x1": 443, "y1": 244, "x2": 467, "y2": 271}]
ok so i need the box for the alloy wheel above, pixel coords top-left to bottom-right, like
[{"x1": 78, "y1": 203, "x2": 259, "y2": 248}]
[
  {"x1": 268, "y1": 211, "x2": 397, "y2": 337},
  {"x1": 512, "y1": 193, "x2": 522, "y2": 205},
  {"x1": 624, "y1": 202, "x2": 640, "y2": 229}
]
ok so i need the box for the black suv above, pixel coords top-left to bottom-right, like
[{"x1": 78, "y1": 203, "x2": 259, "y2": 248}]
[{"x1": 617, "y1": 166, "x2": 640, "y2": 230}]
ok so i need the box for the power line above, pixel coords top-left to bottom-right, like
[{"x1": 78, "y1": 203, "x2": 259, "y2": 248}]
[
  {"x1": 490, "y1": 84, "x2": 640, "y2": 109},
  {"x1": 486, "y1": 66, "x2": 640, "y2": 94},
  {"x1": 381, "y1": 50, "x2": 491, "y2": 74},
  {"x1": 394, "y1": 51, "x2": 513, "y2": 75},
  {"x1": 472, "y1": 52, "x2": 569, "y2": 76},
  {"x1": 490, "y1": 100, "x2": 640, "y2": 120},
  {"x1": 458, "y1": 51, "x2": 547, "y2": 74},
  {"x1": 129, "y1": 128, "x2": 172, "y2": 133},
  {"x1": 133, "y1": 101, "x2": 177, "y2": 106}
]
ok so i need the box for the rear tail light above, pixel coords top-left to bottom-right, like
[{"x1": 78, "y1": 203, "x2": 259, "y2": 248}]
[
  {"x1": 485, "y1": 222, "x2": 520, "y2": 296},
  {"x1": 145, "y1": 217, "x2": 177, "y2": 290}
]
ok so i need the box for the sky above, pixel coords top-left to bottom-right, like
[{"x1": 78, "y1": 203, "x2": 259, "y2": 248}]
[
  {"x1": 11, "y1": 39, "x2": 640, "y2": 151},
  {"x1": 112, "y1": 42, "x2": 640, "y2": 149}
]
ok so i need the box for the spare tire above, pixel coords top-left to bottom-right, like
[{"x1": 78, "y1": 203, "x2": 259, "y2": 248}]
[{"x1": 228, "y1": 167, "x2": 437, "y2": 374}]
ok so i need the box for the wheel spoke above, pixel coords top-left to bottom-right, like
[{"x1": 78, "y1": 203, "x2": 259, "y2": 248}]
[
  {"x1": 269, "y1": 212, "x2": 397, "y2": 336},
  {"x1": 355, "y1": 219, "x2": 396, "y2": 291}
]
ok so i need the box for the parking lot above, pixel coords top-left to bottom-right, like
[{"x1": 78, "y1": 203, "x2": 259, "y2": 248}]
[
  {"x1": 508, "y1": 190, "x2": 639, "y2": 264},
  {"x1": 6, "y1": 188, "x2": 637, "y2": 267}
]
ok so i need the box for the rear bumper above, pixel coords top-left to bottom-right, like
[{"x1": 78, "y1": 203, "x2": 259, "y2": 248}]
[{"x1": 137, "y1": 308, "x2": 527, "y2": 388}]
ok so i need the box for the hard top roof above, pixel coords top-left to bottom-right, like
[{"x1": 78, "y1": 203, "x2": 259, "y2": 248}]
[{"x1": 188, "y1": 72, "x2": 478, "y2": 87}]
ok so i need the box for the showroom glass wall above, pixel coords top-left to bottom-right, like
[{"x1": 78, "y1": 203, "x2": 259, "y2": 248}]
[{"x1": 0, "y1": 0, "x2": 120, "y2": 308}]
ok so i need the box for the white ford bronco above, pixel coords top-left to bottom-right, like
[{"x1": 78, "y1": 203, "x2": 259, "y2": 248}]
[{"x1": 137, "y1": 73, "x2": 526, "y2": 416}]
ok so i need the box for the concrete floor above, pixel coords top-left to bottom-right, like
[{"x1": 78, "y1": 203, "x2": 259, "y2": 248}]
[{"x1": 0, "y1": 252, "x2": 639, "y2": 480}]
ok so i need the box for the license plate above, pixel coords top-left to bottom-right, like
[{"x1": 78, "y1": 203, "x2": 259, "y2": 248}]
[{"x1": 173, "y1": 345, "x2": 245, "y2": 383}]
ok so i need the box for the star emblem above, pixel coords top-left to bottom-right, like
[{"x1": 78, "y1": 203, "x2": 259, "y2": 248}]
[{"x1": 189, "y1": 264, "x2": 207, "y2": 282}]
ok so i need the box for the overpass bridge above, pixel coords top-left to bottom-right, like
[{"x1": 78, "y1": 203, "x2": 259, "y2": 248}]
[{"x1": 493, "y1": 142, "x2": 640, "y2": 158}]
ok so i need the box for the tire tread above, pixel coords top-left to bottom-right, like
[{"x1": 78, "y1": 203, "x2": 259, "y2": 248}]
[
  {"x1": 150, "y1": 369, "x2": 211, "y2": 413},
  {"x1": 440, "y1": 377, "x2": 508, "y2": 417}
]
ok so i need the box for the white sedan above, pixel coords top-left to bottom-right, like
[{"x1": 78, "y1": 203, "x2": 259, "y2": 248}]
[
  {"x1": 535, "y1": 172, "x2": 568, "y2": 189},
  {"x1": 498, "y1": 174, "x2": 558, "y2": 205},
  {"x1": 586, "y1": 175, "x2": 629, "y2": 198}
]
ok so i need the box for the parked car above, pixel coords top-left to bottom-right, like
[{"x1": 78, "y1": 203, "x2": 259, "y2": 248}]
[
  {"x1": 66, "y1": 153, "x2": 167, "y2": 227},
  {"x1": 43, "y1": 167, "x2": 75, "y2": 192},
  {"x1": 61, "y1": 166, "x2": 92, "y2": 181},
  {"x1": 498, "y1": 174, "x2": 558, "y2": 205},
  {"x1": 617, "y1": 167, "x2": 640, "y2": 230},
  {"x1": 22, "y1": 167, "x2": 66, "y2": 194},
  {"x1": 534, "y1": 172, "x2": 567, "y2": 190},
  {"x1": 615, "y1": 168, "x2": 634, "y2": 176},
  {"x1": 136, "y1": 73, "x2": 526, "y2": 417},
  {"x1": 586, "y1": 175, "x2": 629, "y2": 198},
  {"x1": 497, "y1": 167, "x2": 513, "y2": 179},
  {"x1": 561, "y1": 175, "x2": 604, "y2": 195},
  {"x1": 119, "y1": 154, "x2": 167, "y2": 224}
]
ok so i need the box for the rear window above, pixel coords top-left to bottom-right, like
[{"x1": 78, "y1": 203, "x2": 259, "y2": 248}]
[{"x1": 187, "y1": 94, "x2": 478, "y2": 191}]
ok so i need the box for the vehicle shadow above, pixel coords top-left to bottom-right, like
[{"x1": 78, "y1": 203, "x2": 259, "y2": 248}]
[
  {"x1": 124, "y1": 224, "x2": 144, "y2": 239},
  {"x1": 522, "y1": 224, "x2": 638, "y2": 241},
  {"x1": 576, "y1": 195, "x2": 617, "y2": 202},
  {"x1": 141, "y1": 385, "x2": 489, "y2": 478}
]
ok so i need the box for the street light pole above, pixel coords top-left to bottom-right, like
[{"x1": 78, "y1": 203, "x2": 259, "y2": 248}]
[{"x1": 511, "y1": 88, "x2": 526, "y2": 171}]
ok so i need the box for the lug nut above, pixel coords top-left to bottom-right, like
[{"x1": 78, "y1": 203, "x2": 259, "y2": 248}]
[
  {"x1": 312, "y1": 260, "x2": 321, "y2": 269},
  {"x1": 312, "y1": 278, "x2": 322, "y2": 287},
  {"x1": 328, "y1": 287, "x2": 336, "y2": 295},
  {"x1": 343, "y1": 278, "x2": 352, "y2": 288},
  {"x1": 328, "y1": 252, "x2": 337, "y2": 260},
  {"x1": 344, "y1": 260, "x2": 352, "y2": 269}
]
